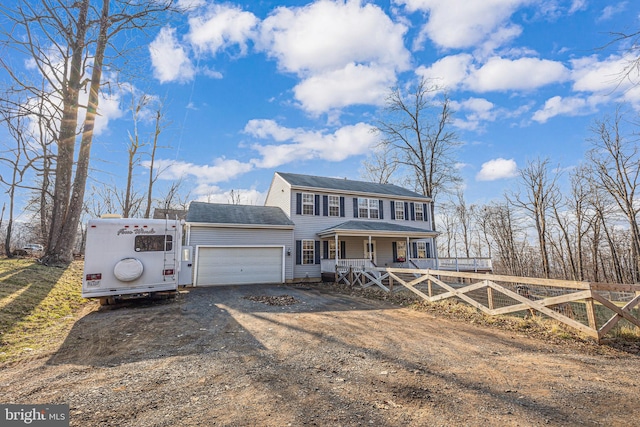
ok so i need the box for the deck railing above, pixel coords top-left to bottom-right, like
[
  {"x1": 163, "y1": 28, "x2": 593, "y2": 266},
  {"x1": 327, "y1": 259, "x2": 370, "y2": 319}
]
[
  {"x1": 332, "y1": 266, "x2": 640, "y2": 343},
  {"x1": 437, "y1": 257, "x2": 493, "y2": 271}
]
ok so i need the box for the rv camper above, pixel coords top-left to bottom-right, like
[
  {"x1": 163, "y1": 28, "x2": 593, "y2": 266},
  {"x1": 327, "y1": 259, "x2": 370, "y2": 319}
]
[{"x1": 82, "y1": 216, "x2": 193, "y2": 303}]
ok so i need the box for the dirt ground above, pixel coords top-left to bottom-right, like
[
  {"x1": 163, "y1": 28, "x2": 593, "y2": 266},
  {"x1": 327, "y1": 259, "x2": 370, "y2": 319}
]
[{"x1": 1, "y1": 284, "x2": 639, "y2": 426}]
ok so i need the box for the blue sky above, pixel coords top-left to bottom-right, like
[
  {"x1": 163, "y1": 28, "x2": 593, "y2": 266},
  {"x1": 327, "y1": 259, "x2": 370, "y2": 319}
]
[{"x1": 4, "y1": 0, "x2": 640, "y2": 212}]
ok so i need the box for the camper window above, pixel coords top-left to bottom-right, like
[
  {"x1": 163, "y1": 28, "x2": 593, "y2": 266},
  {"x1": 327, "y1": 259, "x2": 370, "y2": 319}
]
[{"x1": 134, "y1": 235, "x2": 173, "y2": 252}]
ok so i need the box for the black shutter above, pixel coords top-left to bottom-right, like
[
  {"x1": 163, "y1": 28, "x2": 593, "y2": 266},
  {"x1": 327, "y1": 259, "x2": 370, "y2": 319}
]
[
  {"x1": 412, "y1": 242, "x2": 418, "y2": 258},
  {"x1": 323, "y1": 241, "x2": 329, "y2": 259},
  {"x1": 353, "y1": 198, "x2": 359, "y2": 218},
  {"x1": 315, "y1": 195, "x2": 320, "y2": 216},
  {"x1": 423, "y1": 203, "x2": 429, "y2": 222},
  {"x1": 426, "y1": 242, "x2": 431, "y2": 258},
  {"x1": 340, "y1": 241, "x2": 346, "y2": 259},
  {"x1": 392, "y1": 242, "x2": 397, "y2": 261},
  {"x1": 295, "y1": 240, "x2": 302, "y2": 265},
  {"x1": 315, "y1": 241, "x2": 321, "y2": 264},
  {"x1": 390, "y1": 201, "x2": 396, "y2": 220},
  {"x1": 339, "y1": 197, "x2": 345, "y2": 217},
  {"x1": 404, "y1": 202, "x2": 409, "y2": 221},
  {"x1": 296, "y1": 193, "x2": 302, "y2": 215},
  {"x1": 323, "y1": 195, "x2": 328, "y2": 216},
  {"x1": 410, "y1": 202, "x2": 415, "y2": 221},
  {"x1": 379, "y1": 200, "x2": 384, "y2": 219}
]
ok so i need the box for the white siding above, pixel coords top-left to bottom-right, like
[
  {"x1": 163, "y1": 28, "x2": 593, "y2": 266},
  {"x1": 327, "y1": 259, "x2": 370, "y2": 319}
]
[{"x1": 264, "y1": 174, "x2": 292, "y2": 217}]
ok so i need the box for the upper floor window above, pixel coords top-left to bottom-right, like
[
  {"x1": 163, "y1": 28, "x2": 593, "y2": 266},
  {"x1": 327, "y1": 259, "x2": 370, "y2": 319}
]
[
  {"x1": 358, "y1": 198, "x2": 379, "y2": 219},
  {"x1": 328, "y1": 195, "x2": 340, "y2": 217},
  {"x1": 415, "y1": 203, "x2": 424, "y2": 221},
  {"x1": 302, "y1": 193, "x2": 315, "y2": 215},
  {"x1": 395, "y1": 202, "x2": 405, "y2": 220}
]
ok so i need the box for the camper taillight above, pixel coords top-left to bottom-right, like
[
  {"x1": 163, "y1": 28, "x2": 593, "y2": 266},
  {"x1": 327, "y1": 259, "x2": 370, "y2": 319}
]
[{"x1": 163, "y1": 269, "x2": 174, "y2": 276}]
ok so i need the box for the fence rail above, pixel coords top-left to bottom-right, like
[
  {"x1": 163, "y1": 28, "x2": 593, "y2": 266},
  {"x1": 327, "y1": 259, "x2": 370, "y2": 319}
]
[{"x1": 333, "y1": 266, "x2": 640, "y2": 342}]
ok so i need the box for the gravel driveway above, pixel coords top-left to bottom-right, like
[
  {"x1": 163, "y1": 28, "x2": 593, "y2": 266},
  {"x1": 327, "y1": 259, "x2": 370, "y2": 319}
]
[{"x1": 1, "y1": 284, "x2": 639, "y2": 426}]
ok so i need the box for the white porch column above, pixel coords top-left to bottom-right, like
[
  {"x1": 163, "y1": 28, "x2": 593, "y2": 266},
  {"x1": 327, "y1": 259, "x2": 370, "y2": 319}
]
[
  {"x1": 334, "y1": 234, "x2": 339, "y2": 264},
  {"x1": 434, "y1": 236, "x2": 439, "y2": 269},
  {"x1": 406, "y1": 236, "x2": 410, "y2": 260},
  {"x1": 368, "y1": 235, "x2": 372, "y2": 261}
]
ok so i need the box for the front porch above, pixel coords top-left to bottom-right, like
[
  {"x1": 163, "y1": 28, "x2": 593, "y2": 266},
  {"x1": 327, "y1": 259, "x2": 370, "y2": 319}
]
[{"x1": 320, "y1": 256, "x2": 493, "y2": 275}]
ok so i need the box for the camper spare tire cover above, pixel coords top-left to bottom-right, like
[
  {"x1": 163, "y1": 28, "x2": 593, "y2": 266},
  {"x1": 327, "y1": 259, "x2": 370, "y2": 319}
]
[{"x1": 113, "y1": 258, "x2": 144, "y2": 282}]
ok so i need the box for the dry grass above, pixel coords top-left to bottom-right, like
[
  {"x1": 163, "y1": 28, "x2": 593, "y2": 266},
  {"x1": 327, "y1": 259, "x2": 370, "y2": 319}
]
[{"x1": 0, "y1": 258, "x2": 95, "y2": 364}]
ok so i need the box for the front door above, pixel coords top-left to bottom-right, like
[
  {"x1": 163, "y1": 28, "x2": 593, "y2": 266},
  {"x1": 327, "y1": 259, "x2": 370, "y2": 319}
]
[{"x1": 363, "y1": 240, "x2": 377, "y2": 265}]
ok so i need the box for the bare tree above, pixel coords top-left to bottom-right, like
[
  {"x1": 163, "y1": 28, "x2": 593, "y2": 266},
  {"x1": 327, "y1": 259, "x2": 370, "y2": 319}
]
[
  {"x1": 1, "y1": 0, "x2": 175, "y2": 265},
  {"x1": 144, "y1": 100, "x2": 169, "y2": 218},
  {"x1": 374, "y1": 77, "x2": 461, "y2": 222},
  {"x1": 481, "y1": 202, "x2": 524, "y2": 276},
  {"x1": 360, "y1": 143, "x2": 401, "y2": 184},
  {"x1": 587, "y1": 109, "x2": 640, "y2": 282},
  {"x1": 509, "y1": 158, "x2": 559, "y2": 278}
]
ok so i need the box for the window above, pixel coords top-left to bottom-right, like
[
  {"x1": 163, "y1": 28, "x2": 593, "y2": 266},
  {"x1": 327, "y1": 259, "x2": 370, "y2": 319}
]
[
  {"x1": 329, "y1": 240, "x2": 341, "y2": 259},
  {"x1": 395, "y1": 241, "x2": 407, "y2": 262},
  {"x1": 416, "y1": 241, "x2": 427, "y2": 259},
  {"x1": 328, "y1": 195, "x2": 340, "y2": 217},
  {"x1": 302, "y1": 240, "x2": 315, "y2": 264},
  {"x1": 415, "y1": 203, "x2": 424, "y2": 221},
  {"x1": 302, "y1": 193, "x2": 315, "y2": 215},
  {"x1": 395, "y1": 202, "x2": 405, "y2": 220},
  {"x1": 135, "y1": 235, "x2": 172, "y2": 252},
  {"x1": 358, "y1": 197, "x2": 379, "y2": 219}
]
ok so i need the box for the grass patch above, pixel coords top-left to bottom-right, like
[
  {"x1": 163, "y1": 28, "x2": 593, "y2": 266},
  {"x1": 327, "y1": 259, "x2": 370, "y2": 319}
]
[{"x1": 0, "y1": 258, "x2": 94, "y2": 364}]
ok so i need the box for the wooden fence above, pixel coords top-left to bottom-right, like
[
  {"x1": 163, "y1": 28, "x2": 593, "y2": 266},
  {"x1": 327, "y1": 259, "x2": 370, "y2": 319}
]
[{"x1": 334, "y1": 265, "x2": 640, "y2": 342}]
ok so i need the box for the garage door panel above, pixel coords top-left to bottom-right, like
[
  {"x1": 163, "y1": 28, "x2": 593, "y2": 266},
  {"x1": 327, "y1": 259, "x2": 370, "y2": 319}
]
[{"x1": 197, "y1": 247, "x2": 283, "y2": 286}]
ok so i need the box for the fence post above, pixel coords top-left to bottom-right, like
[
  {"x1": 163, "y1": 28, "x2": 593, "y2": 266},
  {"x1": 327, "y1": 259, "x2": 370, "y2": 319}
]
[
  {"x1": 335, "y1": 265, "x2": 338, "y2": 284},
  {"x1": 585, "y1": 296, "x2": 598, "y2": 337},
  {"x1": 389, "y1": 271, "x2": 394, "y2": 293},
  {"x1": 349, "y1": 266, "x2": 353, "y2": 287},
  {"x1": 487, "y1": 286, "x2": 494, "y2": 311},
  {"x1": 428, "y1": 277, "x2": 433, "y2": 297}
]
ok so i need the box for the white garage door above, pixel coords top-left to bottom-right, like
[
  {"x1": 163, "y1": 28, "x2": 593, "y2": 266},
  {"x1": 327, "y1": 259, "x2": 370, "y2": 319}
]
[{"x1": 196, "y1": 246, "x2": 283, "y2": 286}]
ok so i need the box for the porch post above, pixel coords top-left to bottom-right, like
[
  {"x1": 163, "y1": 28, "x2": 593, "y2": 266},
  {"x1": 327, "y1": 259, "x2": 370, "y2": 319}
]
[
  {"x1": 434, "y1": 236, "x2": 439, "y2": 270},
  {"x1": 334, "y1": 234, "x2": 338, "y2": 264},
  {"x1": 406, "y1": 236, "x2": 410, "y2": 262},
  {"x1": 368, "y1": 235, "x2": 372, "y2": 261}
]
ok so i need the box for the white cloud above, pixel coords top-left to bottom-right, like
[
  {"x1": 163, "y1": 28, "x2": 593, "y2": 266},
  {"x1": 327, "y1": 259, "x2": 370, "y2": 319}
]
[
  {"x1": 293, "y1": 63, "x2": 396, "y2": 114},
  {"x1": 531, "y1": 95, "x2": 592, "y2": 123},
  {"x1": 145, "y1": 158, "x2": 253, "y2": 183},
  {"x1": 245, "y1": 120, "x2": 377, "y2": 168},
  {"x1": 194, "y1": 186, "x2": 266, "y2": 205},
  {"x1": 571, "y1": 54, "x2": 635, "y2": 93},
  {"x1": 418, "y1": 55, "x2": 569, "y2": 92},
  {"x1": 467, "y1": 56, "x2": 570, "y2": 92},
  {"x1": 597, "y1": 2, "x2": 627, "y2": 22},
  {"x1": 187, "y1": 4, "x2": 258, "y2": 56},
  {"x1": 149, "y1": 26, "x2": 195, "y2": 83},
  {"x1": 476, "y1": 158, "x2": 518, "y2": 181},
  {"x1": 259, "y1": 1, "x2": 410, "y2": 74},
  {"x1": 396, "y1": 0, "x2": 530, "y2": 50}
]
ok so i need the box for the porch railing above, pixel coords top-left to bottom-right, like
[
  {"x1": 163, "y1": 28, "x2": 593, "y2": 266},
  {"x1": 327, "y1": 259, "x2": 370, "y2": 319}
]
[{"x1": 321, "y1": 258, "x2": 375, "y2": 273}]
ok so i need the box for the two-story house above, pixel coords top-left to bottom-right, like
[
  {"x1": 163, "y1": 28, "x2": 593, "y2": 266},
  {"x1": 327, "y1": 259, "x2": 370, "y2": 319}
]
[
  {"x1": 265, "y1": 172, "x2": 438, "y2": 281},
  {"x1": 184, "y1": 172, "x2": 439, "y2": 285}
]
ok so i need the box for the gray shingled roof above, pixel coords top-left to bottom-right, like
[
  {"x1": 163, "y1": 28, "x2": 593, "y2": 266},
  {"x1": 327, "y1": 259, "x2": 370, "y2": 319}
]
[
  {"x1": 186, "y1": 202, "x2": 294, "y2": 226},
  {"x1": 276, "y1": 172, "x2": 429, "y2": 199},
  {"x1": 318, "y1": 220, "x2": 434, "y2": 234}
]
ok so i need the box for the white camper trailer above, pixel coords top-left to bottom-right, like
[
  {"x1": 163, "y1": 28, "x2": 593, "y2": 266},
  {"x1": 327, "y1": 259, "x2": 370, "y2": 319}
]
[{"x1": 82, "y1": 217, "x2": 193, "y2": 303}]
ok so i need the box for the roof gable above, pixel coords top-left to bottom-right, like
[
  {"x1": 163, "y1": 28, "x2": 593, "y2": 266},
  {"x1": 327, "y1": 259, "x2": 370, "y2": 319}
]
[
  {"x1": 275, "y1": 172, "x2": 428, "y2": 200},
  {"x1": 186, "y1": 202, "x2": 294, "y2": 226}
]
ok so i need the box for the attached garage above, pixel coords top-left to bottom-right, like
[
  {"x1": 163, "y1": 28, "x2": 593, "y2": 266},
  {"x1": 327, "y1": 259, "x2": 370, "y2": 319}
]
[
  {"x1": 185, "y1": 202, "x2": 295, "y2": 286},
  {"x1": 195, "y1": 246, "x2": 284, "y2": 286}
]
